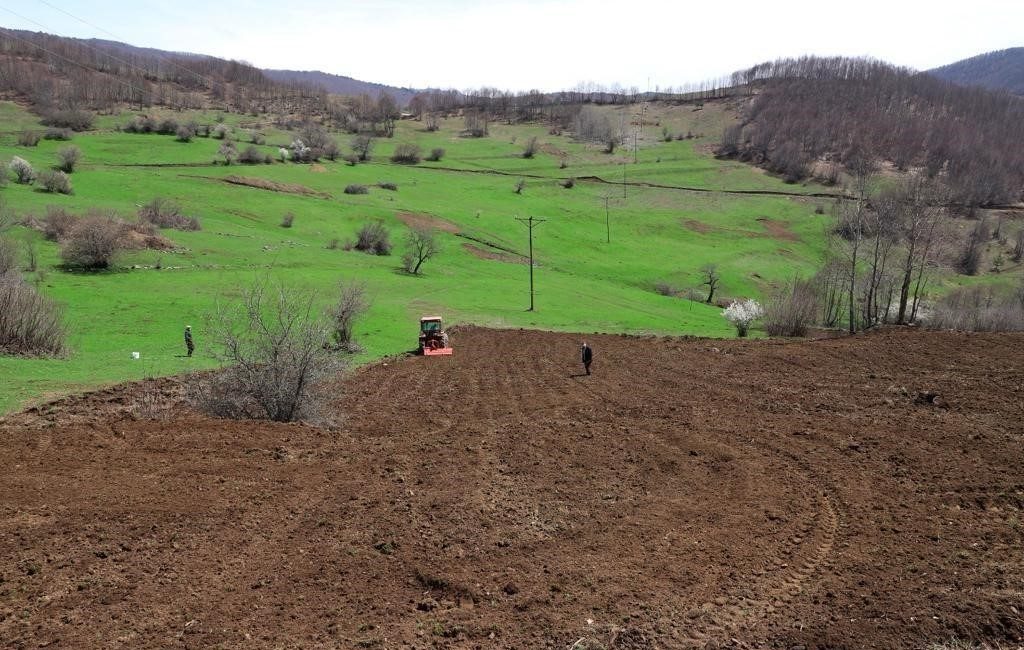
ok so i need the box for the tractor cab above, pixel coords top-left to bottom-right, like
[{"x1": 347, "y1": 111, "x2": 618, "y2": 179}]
[{"x1": 419, "y1": 316, "x2": 453, "y2": 355}]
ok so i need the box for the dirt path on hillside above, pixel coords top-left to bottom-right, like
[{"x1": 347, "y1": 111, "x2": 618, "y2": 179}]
[{"x1": 1, "y1": 328, "x2": 1022, "y2": 648}]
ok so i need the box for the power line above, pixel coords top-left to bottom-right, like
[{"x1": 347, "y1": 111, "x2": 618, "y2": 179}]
[
  {"x1": 0, "y1": 4, "x2": 168, "y2": 84},
  {"x1": 0, "y1": 23, "x2": 150, "y2": 102},
  {"x1": 31, "y1": 0, "x2": 219, "y2": 90}
]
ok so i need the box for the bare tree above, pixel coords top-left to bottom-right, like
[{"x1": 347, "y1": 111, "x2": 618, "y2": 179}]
[
  {"x1": 763, "y1": 278, "x2": 818, "y2": 336},
  {"x1": 351, "y1": 134, "x2": 374, "y2": 161},
  {"x1": 834, "y1": 151, "x2": 876, "y2": 333},
  {"x1": 463, "y1": 110, "x2": 489, "y2": 137},
  {"x1": 218, "y1": 140, "x2": 237, "y2": 165},
  {"x1": 700, "y1": 264, "x2": 720, "y2": 304},
  {"x1": 328, "y1": 280, "x2": 369, "y2": 352},
  {"x1": 893, "y1": 178, "x2": 944, "y2": 323},
  {"x1": 958, "y1": 218, "x2": 989, "y2": 276},
  {"x1": 424, "y1": 112, "x2": 440, "y2": 132},
  {"x1": 402, "y1": 227, "x2": 439, "y2": 274},
  {"x1": 192, "y1": 280, "x2": 345, "y2": 424},
  {"x1": 1013, "y1": 228, "x2": 1024, "y2": 263}
]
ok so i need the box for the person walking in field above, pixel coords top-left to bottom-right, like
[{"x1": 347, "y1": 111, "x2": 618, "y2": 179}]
[
  {"x1": 581, "y1": 342, "x2": 593, "y2": 375},
  {"x1": 184, "y1": 325, "x2": 194, "y2": 357}
]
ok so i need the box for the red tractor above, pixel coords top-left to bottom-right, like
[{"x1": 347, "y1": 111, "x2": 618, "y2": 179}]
[{"x1": 418, "y1": 316, "x2": 453, "y2": 355}]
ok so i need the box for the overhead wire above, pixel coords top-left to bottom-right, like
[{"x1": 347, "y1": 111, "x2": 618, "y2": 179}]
[
  {"x1": 32, "y1": 0, "x2": 223, "y2": 90},
  {"x1": 0, "y1": 3, "x2": 173, "y2": 84},
  {"x1": 0, "y1": 20, "x2": 152, "y2": 101}
]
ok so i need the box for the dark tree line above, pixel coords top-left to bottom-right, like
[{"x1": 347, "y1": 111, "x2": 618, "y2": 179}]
[
  {"x1": 721, "y1": 56, "x2": 1024, "y2": 208},
  {"x1": 405, "y1": 78, "x2": 738, "y2": 128}
]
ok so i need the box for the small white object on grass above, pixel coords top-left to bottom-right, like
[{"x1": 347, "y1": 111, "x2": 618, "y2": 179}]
[{"x1": 131, "y1": 352, "x2": 140, "y2": 359}]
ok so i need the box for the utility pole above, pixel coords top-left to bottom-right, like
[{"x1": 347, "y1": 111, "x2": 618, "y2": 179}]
[
  {"x1": 514, "y1": 215, "x2": 545, "y2": 311},
  {"x1": 603, "y1": 195, "x2": 612, "y2": 243}
]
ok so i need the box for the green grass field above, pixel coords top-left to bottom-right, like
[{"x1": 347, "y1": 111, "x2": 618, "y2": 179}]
[{"x1": 0, "y1": 101, "x2": 1018, "y2": 413}]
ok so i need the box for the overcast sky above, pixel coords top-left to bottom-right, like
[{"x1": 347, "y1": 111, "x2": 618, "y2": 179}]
[{"x1": 1, "y1": 0, "x2": 1021, "y2": 91}]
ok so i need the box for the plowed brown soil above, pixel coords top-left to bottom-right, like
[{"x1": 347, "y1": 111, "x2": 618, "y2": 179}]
[{"x1": 2, "y1": 327, "x2": 1023, "y2": 649}]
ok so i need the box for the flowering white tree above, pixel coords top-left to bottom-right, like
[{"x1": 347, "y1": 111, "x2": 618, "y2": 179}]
[
  {"x1": 723, "y1": 299, "x2": 764, "y2": 337},
  {"x1": 9, "y1": 156, "x2": 36, "y2": 184},
  {"x1": 278, "y1": 147, "x2": 289, "y2": 162},
  {"x1": 289, "y1": 138, "x2": 310, "y2": 163}
]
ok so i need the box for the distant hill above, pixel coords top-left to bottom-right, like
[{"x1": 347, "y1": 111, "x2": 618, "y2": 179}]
[
  {"x1": 263, "y1": 69, "x2": 419, "y2": 106},
  {"x1": 929, "y1": 48, "x2": 1024, "y2": 95},
  {"x1": 0, "y1": 28, "x2": 331, "y2": 115}
]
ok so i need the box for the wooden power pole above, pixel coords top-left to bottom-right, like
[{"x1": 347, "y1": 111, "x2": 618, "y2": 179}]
[{"x1": 514, "y1": 215, "x2": 545, "y2": 311}]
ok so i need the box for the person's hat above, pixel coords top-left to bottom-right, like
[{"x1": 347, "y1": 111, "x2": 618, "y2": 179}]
[{"x1": 186, "y1": 325, "x2": 191, "y2": 329}]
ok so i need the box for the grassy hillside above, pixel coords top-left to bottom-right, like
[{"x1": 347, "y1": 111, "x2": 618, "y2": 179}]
[{"x1": 0, "y1": 101, "x2": 1012, "y2": 414}]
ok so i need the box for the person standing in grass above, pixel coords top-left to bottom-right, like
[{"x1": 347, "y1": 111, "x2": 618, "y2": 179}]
[
  {"x1": 581, "y1": 342, "x2": 593, "y2": 375},
  {"x1": 184, "y1": 325, "x2": 194, "y2": 358}
]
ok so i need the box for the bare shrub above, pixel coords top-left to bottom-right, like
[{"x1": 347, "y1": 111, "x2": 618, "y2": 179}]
[
  {"x1": 176, "y1": 123, "x2": 197, "y2": 142},
  {"x1": 17, "y1": 131, "x2": 40, "y2": 147},
  {"x1": 355, "y1": 221, "x2": 391, "y2": 255},
  {"x1": 768, "y1": 140, "x2": 807, "y2": 183},
  {"x1": 44, "y1": 127, "x2": 72, "y2": 141},
  {"x1": 522, "y1": 136, "x2": 539, "y2": 159},
  {"x1": 23, "y1": 237, "x2": 37, "y2": 272},
  {"x1": 60, "y1": 215, "x2": 122, "y2": 269},
  {"x1": 957, "y1": 218, "x2": 989, "y2": 275},
  {"x1": 718, "y1": 124, "x2": 742, "y2": 157},
  {"x1": 344, "y1": 184, "x2": 369, "y2": 195},
  {"x1": 561, "y1": 177, "x2": 576, "y2": 189},
  {"x1": 514, "y1": 179, "x2": 525, "y2": 194},
  {"x1": 0, "y1": 273, "x2": 66, "y2": 356},
  {"x1": 402, "y1": 227, "x2": 439, "y2": 274},
  {"x1": 9, "y1": 156, "x2": 36, "y2": 184},
  {"x1": 280, "y1": 212, "x2": 294, "y2": 228},
  {"x1": 424, "y1": 112, "x2": 440, "y2": 132},
  {"x1": 653, "y1": 281, "x2": 678, "y2": 297},
  {"x1": 191, "y1": 281, "x2": 344, "y2": 424},
  {"x1": 326, "y1": 238, "x2": 340, "y2": 250},
  {"x1": 0, "y1": 236, "x2": 16, "y2": 275},
  {"x1": 328, "y1": 280, "x2": 369, "y2": 351},
  {"x1": 139, "y1": 198, "x2": 200, "y2": 231},
  {"x1": 426, "y1": 147, "x2": 445, "y2": 162},
  {"x1": 922, "y1": 285, "x2": 1024, "y2": 332},
  {"x1": 41, "y1": 207, "x2": 76, "y2": 241},
  {"x1": 41, "y1": 109, "x2": 94, "y2": 131},
  {"x1": 342, "y1": 154, "x2": 359, "y2": 166},
  {"x1": 157, "y1": 118, "x2": 178, "y2": 135},
  {"x1": 763, "y1": 279, "x2": 819, "y2": 337},
  {"x1": 322, "y1": 140, "x2": 341, "y2": 161},
  {"x1": 1013, "y1": 229, "x2": 1024, "y2": 263},
  {"x1": 57, "y1": 146, "x2": 81, "y2": 173},
  {"x1": 391, "y1": 143, "x2": 421, "y2": 164},
  {"x1": 212, "y1": 124, "x2": 229, "y2": 140},
  {"x1": 238, "y1": 145, "x2": 265, "y2": 164},
  {"x1": 249, "y1": 131, "x2": 265, "y2": 145},
  {"x1": 377, "y1": 181, "x2": 398, "y2": 191},
  {"x1": 38, "y1": 170, "x2": 72, "y2": 194}
]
